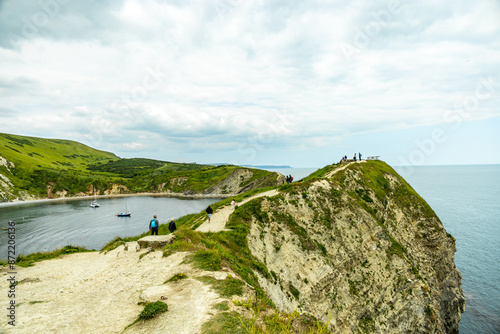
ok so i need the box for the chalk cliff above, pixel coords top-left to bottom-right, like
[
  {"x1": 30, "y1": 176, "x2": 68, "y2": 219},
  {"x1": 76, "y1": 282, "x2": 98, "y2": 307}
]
[{"x1": 246, "y1": 161, "x2": 465, "y2": 333}]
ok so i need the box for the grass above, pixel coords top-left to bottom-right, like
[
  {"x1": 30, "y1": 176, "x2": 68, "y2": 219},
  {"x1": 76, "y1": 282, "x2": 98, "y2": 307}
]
[
  {"x1": 289, "y1": 283, "x2": 300, "y2": 300},
  {"x1": 215, "y1": 301, "x2": 230, "y2": 311},
  {"x1": 386, "y1": 237, "x2": 407, "y2": 258},
  {"x1": 0, "y1": 132, "x2": 116, "y2": 172},
  {"x1": 302, "y1": 163, "x2": 340, "y2": 181},
  {"x1": 15, "y1": 245, "x2": 92, "y2": 267},
  {"x1": 138, "y1": 301, "x2": 169, "y2": 319},
  {"x1": 124, "y1": 301, "x2": 169, "y2": 330},
  {"x1": 197, "y1": 276, "x2": 245, "y2": 298},
  {"x1": 28, "y1": 300, "x2": 46, "y2": 305},
  {"x1": 239, "y1": 308, "x2": 331, "y2": 334},
  {"x1": 202, "y1": 311, "x2": 248, "y2": 334},
  {"x1": 165, "y1": 272, "x2": 188, "y2": 283},
  {"x1": 191, "y1": 249, "x2": 222, "y2": 271}
]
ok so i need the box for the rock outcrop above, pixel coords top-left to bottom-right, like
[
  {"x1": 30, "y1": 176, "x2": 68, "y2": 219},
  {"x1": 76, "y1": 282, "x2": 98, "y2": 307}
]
[
  {"x1": 0, "y1": 155, "x2": 17, "y2": 202},
  {"x1": 246, "y1": 161, "x2": 465, "y2": 333}
]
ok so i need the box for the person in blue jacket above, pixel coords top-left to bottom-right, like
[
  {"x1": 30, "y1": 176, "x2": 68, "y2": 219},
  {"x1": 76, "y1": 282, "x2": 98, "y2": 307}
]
[{"x1": 149, "y1": 215, "x2": 160, "y2": 235}]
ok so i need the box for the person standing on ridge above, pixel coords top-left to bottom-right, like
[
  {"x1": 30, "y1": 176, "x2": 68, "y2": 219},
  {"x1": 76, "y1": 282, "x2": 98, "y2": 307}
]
[
  {"x1": 359, "y1": 152, "x2": 362, "y2": 161},
  {"x1": 206, "y1": 205, "x2": 213, "y2": 223},
  {"x1": 169, "y1": 218, "x2": 177, "y2": 233},
  {"x1": 149, "y1": 215, "x2": 160, "y2": 235}
]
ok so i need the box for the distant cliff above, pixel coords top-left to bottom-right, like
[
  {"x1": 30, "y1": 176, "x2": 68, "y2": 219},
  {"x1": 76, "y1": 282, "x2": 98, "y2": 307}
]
[
  {"x1": 245, "y1": 161, "x2": 465, "y2": 333},
  {"x1": 0, "y1": 133, "x2": 284, "y2": 202}
]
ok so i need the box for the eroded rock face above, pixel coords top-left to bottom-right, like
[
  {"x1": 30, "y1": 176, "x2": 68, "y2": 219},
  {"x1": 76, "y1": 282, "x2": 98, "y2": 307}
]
[
  {"x1": 0, "y1": 155, "x2": 16, "y2": 201},
  {"x1": 246, "y1": 162, "x2": 465, "y2": 333},
  {"x1": 103, "y1": 184, "x2": 129, "y2": 195}
]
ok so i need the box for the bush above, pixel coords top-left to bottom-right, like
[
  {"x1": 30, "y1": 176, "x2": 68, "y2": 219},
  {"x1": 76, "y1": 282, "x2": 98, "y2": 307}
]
[{"x1": 138, "y1": 301, "x2": 169, "y2": 320}]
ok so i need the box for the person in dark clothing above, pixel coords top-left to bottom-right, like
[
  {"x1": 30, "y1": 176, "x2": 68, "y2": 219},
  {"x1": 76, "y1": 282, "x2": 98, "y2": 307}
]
[
  {"x1": 149, "y1": 215, "x2": 160, "y2": 235},
  {"x1": 359, "y1": 152, "x2": 362, "y2": 161},
  {"x1": 206, "y1": 205, "x2": 213, "y2": 223},
  {"x1": 168, "y1": 218, "x2": 177, "y2": 233}
]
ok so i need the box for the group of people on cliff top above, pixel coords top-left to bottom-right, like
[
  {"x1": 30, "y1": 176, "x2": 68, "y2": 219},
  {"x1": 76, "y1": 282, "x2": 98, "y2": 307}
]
[
  {"x1": 286, "y1": 175, "x2": 293, "y2": 184},
  {"x1": 148, "y1": 215, "x2": 177, "y2": 235},
  {"x1": 340, "y1": 152, "x2": 362, "y2": 163}
]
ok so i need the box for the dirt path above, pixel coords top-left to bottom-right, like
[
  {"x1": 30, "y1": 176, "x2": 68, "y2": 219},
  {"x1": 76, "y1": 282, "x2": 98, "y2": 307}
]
[
  {"x1": 0, "y1": 244, "x2": 227, "y2": 334},
  {"x1": 324, "y1": 160, "x2": 365, "y2": 179},
  {"x1": 196, "y1": 189, "x2": 279, "y2": 233},
  {"x1": 195, "y1": 162, "x2": 365, "y2": 234}
]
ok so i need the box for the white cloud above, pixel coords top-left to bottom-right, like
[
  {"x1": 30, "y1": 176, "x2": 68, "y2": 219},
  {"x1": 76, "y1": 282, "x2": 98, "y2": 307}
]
[{"x1": 0, "y1": 0, "x2": 499, "y2": 166}]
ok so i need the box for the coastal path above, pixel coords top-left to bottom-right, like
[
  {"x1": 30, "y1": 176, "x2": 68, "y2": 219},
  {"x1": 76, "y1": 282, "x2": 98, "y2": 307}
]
[
  {"x1": 324, "y1": 160, "x2": 365, "y2": 179},
  {"x1": 196, "y1": 189, "x2": 279, "y2": 233},
  {"x1": 196, "y1": 161, "x2": 366, "y2": 233}
]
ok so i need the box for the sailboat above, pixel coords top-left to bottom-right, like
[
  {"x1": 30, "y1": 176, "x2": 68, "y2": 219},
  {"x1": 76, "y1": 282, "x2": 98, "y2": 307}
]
[
  {"x1": 116, "y1": 201, "x2": 131, "y2": 217},
  {"x1": 90, "y1": 192, "x2": 100, "y2": 208}
]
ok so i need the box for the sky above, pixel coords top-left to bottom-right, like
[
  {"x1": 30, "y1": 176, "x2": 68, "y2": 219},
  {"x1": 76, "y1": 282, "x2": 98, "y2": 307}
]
[{"x1": 0, "y1": 0, "x2": 499, "y2": 168}]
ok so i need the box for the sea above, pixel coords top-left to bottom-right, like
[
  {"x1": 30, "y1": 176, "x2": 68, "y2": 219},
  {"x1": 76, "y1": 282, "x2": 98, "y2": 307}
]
[
  {"x1": 0, "y1": 164, "x2": 498, "y2": 333},
  {"x1": 0, "y1": 196, "x2": 221, "y2": 256},
  {"x1": 394, "y1": 164, "x2": 500, "y2": 334}
]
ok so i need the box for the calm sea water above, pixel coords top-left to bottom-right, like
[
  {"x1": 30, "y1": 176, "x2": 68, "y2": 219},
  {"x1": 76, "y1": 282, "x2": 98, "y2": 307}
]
[
  {"x1": 395, "y1": 164, "x2": 500, "y2": 334},
  {"x1": 0, "y1": 196, "x2": 221, "y2": 257}
]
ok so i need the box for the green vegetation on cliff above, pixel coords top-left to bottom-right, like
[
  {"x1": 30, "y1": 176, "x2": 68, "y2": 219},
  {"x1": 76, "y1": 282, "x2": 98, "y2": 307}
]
[{"x1": 0, "y1": 133, "x2": 281, "y2": 201}]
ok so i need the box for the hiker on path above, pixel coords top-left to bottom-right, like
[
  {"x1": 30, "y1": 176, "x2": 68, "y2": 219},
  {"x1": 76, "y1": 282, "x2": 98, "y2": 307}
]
[
  {"x1": 231, "y1": 199, "x2": 236, "y2": 210},
  {"x1": 359, "y1": 152, "x2": 362, "y2": 161},
  {"x1": 149, "y1": 215, "x2": 160, "y2": 235},
  {"x1": 169, "y1": 218, "x2": 177, "y2": 233},
  {"x1": 353, "y1": 153, "x2": 357, "y2": 161},
  {"x1": 206, "y1": 205, "x2": 213, "y2": 223}
]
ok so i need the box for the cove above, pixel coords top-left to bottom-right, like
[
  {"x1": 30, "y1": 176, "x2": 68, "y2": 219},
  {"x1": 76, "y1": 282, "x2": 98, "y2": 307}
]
[{"x1": 0, "y1": 195, "x2": 222, "y2": 258}]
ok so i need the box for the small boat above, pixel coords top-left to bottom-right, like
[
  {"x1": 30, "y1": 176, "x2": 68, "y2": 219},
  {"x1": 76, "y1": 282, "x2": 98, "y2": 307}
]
[
  {"x1": 116, "y1": 201, "x2": 131, "y2": 217},
  {"x1": 90, "y1": 192, "x2": 100, "y2": 207}
]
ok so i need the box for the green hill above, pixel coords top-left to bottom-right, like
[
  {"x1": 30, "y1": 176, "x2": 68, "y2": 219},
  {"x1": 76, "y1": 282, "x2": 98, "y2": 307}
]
[
  {"x1": 0, "y1": 133, "x2": 283, "y2": 201},
  {"x1": 0, "y1": 133, "x2": 117, "y2": 170}
]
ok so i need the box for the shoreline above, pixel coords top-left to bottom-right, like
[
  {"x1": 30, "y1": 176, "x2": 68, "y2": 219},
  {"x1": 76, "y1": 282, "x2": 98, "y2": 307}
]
[{"x1": 0, "y1": 192, "x2": 231, "y2": 208}]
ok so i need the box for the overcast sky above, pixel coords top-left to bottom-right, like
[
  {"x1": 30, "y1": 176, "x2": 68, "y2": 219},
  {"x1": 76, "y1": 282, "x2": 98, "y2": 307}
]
[{"x1": 0, "y1": 0, "x2": 499, "y2": 168}]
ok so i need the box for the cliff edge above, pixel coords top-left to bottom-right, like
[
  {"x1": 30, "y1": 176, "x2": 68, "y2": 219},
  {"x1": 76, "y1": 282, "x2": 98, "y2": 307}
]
[{"x1": 246, "y1": 160, "x2": 465, "y2": 333}]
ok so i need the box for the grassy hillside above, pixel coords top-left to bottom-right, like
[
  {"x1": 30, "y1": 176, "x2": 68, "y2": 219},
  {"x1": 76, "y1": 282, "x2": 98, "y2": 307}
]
[
  {"x1": 0, "y1": 133, "x2": 117, "y2": 170},
  {"x1": 0, "y1": 133, "x2": 280, "y2": 200}
]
